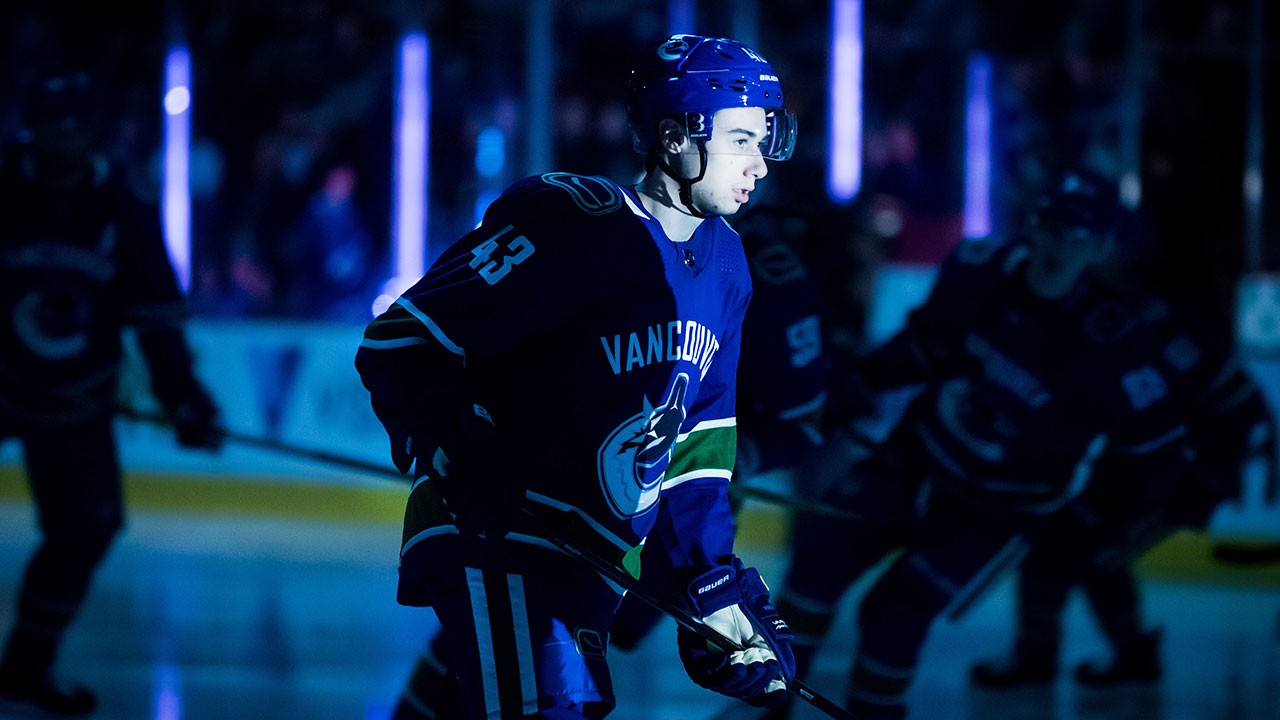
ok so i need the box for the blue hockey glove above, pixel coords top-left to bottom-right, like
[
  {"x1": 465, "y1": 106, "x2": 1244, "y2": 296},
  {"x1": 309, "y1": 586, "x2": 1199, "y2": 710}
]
[
  {"x1": 677, "y1": 557, "x2": 796, "y2": 707},
  {"x1": 410, "y1": 401, "x2": 521, "y2": 538}
]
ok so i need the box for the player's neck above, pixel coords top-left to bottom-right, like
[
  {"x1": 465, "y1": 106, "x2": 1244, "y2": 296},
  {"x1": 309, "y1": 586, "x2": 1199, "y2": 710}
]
[{"x1": 635, "y1": 172, "x2": 703, "y2": 242}]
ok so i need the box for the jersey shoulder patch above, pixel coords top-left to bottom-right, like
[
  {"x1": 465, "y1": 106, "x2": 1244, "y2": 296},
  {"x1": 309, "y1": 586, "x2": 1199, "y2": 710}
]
[
  {"x1": 484, "y1": 173, "x2": 624, "y2": 229},
  {"x1": 538, "y1": 172, "x2": 624, "y2": 216}
]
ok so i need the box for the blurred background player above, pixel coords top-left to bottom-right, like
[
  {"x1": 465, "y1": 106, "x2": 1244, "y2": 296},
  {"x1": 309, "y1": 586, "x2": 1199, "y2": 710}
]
[
  {"x1": 0, "y1": 70, "x2": 222, "y2": 716},
  {"x1": 766, "y1": 169, "x2": 1220, "y2": 720},
  {"x1": 732, "y1": 209, "x2": 829, "y2": 486},
  {"x1": 360, "y1": 34, "x2": 799, "y2": 719},
  {"x1": 969, "y1": 214, "x2": 1280, "y2": 690}
]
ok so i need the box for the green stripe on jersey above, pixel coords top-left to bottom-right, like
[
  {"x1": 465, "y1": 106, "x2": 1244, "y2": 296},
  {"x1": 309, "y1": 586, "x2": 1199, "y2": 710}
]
[{"x1": 666, "y1": 423, "x2": 737, "y2": 481}]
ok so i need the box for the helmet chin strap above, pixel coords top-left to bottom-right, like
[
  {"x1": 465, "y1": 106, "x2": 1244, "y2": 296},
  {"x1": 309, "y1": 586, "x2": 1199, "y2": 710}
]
[{"x1": 657, "y1": 142, "x2": 710, "y2": 219}]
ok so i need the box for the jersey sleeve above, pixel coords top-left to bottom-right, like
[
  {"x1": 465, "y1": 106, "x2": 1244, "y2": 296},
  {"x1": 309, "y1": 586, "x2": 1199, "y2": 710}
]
[
  {"x1": 354, "y1": 178, "x2": 604, "y2": 467},
  {"x1": 642, "y1": 289, "x2": 748, "y2": 586},
  {"x1": 111, "y1": 176, "x2": 202, "y2": 404},
  {"x1": 114, "y1": 177, "x2": 189, "y2": 330},
  {"x1": 738, "y1": 238, "x2": 827, "y2": 466},
  {"x1": 1181, "y1": 359, "x2": 1276, "y2": 512}
]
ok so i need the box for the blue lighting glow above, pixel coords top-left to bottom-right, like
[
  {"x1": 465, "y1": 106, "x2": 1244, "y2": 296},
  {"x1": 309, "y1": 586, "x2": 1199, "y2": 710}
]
[
  {"x1": 162, "y1": 47, "x2": 191, "y2": 292},
  {"x1": 963, "y1": 53, "x2": 993, "y2": 239},
  {"x1": 151, "y1": 665, "x2": 181, "y2": 720},
  {"x1": 475, "y1": 126, "x2": 505, "y2": 178},
  {"x1": 668, "y1": 0, "x2": 695, "y2": 34},
  {"x1": 163, "y1": 87, "x2": 190, "y2": 116},
  {"x1": 827, "y1": 0, "x2": 863, "y2": 204},
  {"x1": 389, "y1": 33, "x2": 429, "y2": 314}
]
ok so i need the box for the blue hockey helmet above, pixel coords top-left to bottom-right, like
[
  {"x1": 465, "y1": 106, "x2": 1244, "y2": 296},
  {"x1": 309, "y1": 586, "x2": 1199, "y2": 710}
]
[{"x1": 625, "y1": 34, "x2": 796, "y2": 161}]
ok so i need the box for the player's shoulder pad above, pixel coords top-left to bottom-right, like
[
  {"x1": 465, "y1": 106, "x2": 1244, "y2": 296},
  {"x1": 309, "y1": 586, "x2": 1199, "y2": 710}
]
[{"x1": 487, "y1": 173, "x2": 625, "y2": 223}]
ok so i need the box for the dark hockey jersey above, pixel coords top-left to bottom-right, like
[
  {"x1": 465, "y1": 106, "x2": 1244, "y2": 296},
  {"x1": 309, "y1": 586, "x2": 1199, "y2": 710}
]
[
  {"x1": 355, "y1": 173, "x2": 751, "y2": 604},
  {"x1": 0, "y1": 147, "x2": 190, "y2": 427},
  {"x1": 860, "y1": 239, "x2": 1200, "y2": 513},
  {"x1": 735, "y1": 233, "x2": 826, "y2": 475}
]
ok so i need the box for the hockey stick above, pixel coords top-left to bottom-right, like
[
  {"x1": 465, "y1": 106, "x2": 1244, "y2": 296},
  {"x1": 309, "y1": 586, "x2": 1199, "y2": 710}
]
[
  {"x1": 943, "y1": 533, "x2": 1029, "y2": 622},
  {"x1": 116, "y1": 406, "x2": 403, "y2": 480},
  {"x1": 121, "y1": 404, "x2": 863, "y2": 523},
  {"x1": 515, "y1": 508, "x2": 858, "y2": 720},
  {"x1": 118, "y1": 406, "x2": 856, "y2": 719}
]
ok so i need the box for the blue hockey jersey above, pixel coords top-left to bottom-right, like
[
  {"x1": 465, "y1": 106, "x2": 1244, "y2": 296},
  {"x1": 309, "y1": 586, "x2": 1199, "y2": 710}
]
[{"x1": 355, "y1": 173, "x2": 751, "y2": 605}]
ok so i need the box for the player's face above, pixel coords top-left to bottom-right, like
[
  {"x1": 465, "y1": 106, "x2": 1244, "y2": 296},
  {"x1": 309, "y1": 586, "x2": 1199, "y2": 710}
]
[
  {"x1": 1024, "y1": 223, "x2": 1112, "y2": 299},
  {"x1": 687, "y1": 106, "x2": 769, "y2": 215}
]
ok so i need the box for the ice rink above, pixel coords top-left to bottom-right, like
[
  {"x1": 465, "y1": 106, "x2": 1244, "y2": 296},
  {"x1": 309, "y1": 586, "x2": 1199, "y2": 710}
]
[{"x1": 1, "y1": 471, "x2": 1277, "y2": 720}]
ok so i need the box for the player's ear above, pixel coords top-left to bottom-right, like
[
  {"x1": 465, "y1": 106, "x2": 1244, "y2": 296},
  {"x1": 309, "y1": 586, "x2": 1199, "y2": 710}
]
[{"x1": 657, "y1": 117, "x2": 687, "y2": 154}]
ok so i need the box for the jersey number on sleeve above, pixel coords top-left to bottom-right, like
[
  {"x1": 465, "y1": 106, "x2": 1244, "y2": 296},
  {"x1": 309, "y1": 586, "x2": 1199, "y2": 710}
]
[{"x1": 469, "y1": 224, "x2": 536, "y2": 285}]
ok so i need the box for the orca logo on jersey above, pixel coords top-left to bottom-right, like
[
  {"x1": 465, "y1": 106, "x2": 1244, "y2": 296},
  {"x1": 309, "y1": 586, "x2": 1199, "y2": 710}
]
[{"x1": 597, "y1": 374, "x2": 689, "y2": 519}]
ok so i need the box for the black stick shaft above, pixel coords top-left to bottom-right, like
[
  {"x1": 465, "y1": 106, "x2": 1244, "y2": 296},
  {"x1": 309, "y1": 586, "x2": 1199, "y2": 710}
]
[
  {"x1": 126, "y1": 406, "x2": 861, "y2": 522},
  {"x1": 118, "y1": 407, "x2": 403, "y2": 479}
]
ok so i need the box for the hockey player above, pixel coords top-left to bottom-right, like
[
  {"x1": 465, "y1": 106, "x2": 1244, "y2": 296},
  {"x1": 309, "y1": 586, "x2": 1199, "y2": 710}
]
[
  {"x1": 970, "y1": 282, "x2": 1279, "y2": 690},
  {"x1": 390, "y1": 213, "x2": 827, "y2": 717},
  {"x1": 361, "y1": 35, "x2": 798, "y2": 719},
  {"x1": 0, "y1": 71, "x2": 222, "y2": 716},
  {"x1": 765, "y1": 170, "x2": 1212, "y2": 720}
]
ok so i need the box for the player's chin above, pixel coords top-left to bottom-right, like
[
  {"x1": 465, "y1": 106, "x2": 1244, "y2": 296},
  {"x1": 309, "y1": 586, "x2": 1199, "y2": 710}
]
[{"x1": 716, "y1": 198, "x2": 750, "y2": 215}]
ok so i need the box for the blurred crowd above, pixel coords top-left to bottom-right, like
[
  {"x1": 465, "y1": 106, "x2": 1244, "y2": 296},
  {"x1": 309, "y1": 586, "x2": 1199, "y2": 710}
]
[{"x1": 2, "y1": 0, "x2": 1273, "y2": 326}]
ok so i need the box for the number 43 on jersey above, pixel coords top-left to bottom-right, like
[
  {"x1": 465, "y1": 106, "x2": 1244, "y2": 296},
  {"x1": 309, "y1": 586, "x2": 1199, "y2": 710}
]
[{"x1": 469, "y1": 224, "x2": 536, "y2": 285}]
